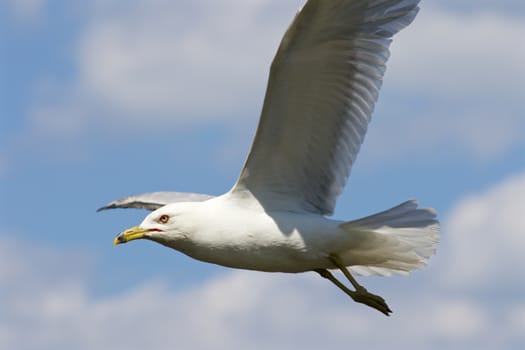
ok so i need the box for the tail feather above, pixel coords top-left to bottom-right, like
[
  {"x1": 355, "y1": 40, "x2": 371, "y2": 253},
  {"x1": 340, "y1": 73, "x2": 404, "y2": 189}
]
[{"x1": 339, "y1": 200, "x2": 439, "y2": 276}]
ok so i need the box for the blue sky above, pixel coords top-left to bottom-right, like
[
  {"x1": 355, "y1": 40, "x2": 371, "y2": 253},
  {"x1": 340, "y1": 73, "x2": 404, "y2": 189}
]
[{"x1": 1, "y1": 0, "x2": 525, "y2": 349}]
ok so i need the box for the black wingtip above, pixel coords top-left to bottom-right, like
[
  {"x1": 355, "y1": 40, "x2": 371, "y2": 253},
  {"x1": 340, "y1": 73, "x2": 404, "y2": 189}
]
[{"x1": 96, "y1": 204, "x2": 115, "y2": 212}]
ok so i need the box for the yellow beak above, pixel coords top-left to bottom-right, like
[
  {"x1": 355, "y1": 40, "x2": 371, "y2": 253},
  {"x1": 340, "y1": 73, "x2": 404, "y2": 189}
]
[{"x1": 114, "y1": 225, "x2": 149, "y2": 245}]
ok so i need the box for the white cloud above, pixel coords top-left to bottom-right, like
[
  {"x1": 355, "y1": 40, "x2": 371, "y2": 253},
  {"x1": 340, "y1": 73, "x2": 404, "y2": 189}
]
[
  {"x1": 389, "y1": 6, "x2": 525, "y2": 98},
  {"x1": 71, "y1": 1, "x2": 525, "y2": 124},
  {"x1": 21, "y1": 0, "x2": 303, "y2": 144},
  {"x1": 429, "y1": 300, "x2": 488, "y2": 338},
  {"x1": 438, "y1": 171, "x2": 525, "y2": 290},
  {"x1": 20, "y1": 1, "x2": 523, "y2": 168},
  {"x1": 75, "y1": 3, "x2": 525, "y2": 121},
  {"x1": 362, "y1": 6, "x2": 525, "y2": 163},
  {"x1": 74, "y1": 0, "x2": 301, "y2": 124},
  {"x1": 3, "y1": 169, "x2": 525, "y2": 350},
  {"x1": 509, "y1": 305, "x2": 525, "y2": 335}
]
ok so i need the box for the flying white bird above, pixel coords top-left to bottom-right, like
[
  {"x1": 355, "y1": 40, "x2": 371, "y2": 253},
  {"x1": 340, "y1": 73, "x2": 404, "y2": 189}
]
[{"x1": 99, "y1": 0, "x2": 439, "y2": 316}]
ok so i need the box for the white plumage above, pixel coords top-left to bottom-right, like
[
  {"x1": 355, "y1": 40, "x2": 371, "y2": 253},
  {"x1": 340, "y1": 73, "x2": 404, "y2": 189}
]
[{"x1": 100, "y1": 0, "x2": 439, "y2": 316}]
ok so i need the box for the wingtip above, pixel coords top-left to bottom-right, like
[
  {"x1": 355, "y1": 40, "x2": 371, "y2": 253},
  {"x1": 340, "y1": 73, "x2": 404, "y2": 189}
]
[{"x1": 96, "y1": 204, "x2": 115, "y2": 212}]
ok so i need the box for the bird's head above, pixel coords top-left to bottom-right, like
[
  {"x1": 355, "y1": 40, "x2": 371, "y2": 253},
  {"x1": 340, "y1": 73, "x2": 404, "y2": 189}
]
[{"x1": 113, "y1": 203, "x2": 189, "y2": 246}]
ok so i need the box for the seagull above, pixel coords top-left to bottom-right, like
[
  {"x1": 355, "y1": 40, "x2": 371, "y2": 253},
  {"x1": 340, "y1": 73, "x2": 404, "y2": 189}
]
[{"x1": 99, "y1": 0, "x2": 439, "y2": 316}]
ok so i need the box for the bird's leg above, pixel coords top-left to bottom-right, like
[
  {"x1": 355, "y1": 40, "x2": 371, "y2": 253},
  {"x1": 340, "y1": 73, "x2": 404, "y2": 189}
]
[
  {"x1": 329, "y1": 254, "x2": 367, "y2": 292},
  {"x1": 315, "y1": 268, "x2": 391, "y2": 316},
  {"x1": 328, "y1": 254, "x2": 392, "y2": 315},
  {"x1": 315, "y1": 269, "x2": 358, "y2": 298},
  {"x1": 314, "y1": 254, "x2": 392, "y2": 316}
]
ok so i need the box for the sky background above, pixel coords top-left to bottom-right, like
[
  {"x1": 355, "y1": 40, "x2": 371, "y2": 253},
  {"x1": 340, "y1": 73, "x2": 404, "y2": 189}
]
[{"x1": 1, "y1": 0, "x2": 525, "y2": 349}]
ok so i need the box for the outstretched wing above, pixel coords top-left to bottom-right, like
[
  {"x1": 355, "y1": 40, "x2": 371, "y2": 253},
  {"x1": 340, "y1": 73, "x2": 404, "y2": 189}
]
[
  {"x1": 97, "y1": 192, "x2": 215, "y2": 212},
  {"x1": 231, "y1": 0, "x2": 420, "y2": 215}
]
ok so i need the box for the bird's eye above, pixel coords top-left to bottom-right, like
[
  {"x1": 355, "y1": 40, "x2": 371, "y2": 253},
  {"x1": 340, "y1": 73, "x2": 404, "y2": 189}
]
[{"x1": 158, "y1": 215, "x2": 170, "y2": 224}]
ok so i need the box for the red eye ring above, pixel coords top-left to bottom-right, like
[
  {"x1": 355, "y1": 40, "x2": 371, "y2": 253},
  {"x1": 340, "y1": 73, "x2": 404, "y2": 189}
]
[{"x1": 158, "y1": 214, "x2": 170, "y2": 224}]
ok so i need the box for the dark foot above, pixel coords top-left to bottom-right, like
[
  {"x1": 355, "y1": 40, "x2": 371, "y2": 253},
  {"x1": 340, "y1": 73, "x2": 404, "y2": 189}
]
[
  {"x1": 315, "y1": 269, "x2": 392, "y2": 316},
  {"x1": 351, "y1": 289, "x2": 392, "y2": 316}
]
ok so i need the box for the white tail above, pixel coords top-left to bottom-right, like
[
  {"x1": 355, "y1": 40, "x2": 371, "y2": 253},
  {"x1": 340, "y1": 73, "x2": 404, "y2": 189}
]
[{"x1": 339, "y1": 200, "x2": 439, "y2": 276}]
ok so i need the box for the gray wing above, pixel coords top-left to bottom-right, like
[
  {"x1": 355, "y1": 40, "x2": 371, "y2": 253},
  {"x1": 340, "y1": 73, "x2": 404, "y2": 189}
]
[
  {"x1": 231, "y1": 0, "x2": 420, "y2": 215},
  {"x1": 97, "y1": 192, "x2": 215, "y2": 212}
]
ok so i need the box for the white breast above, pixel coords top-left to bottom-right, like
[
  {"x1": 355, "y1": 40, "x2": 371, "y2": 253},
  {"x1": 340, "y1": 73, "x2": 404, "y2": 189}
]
[{"x1": 170, "y1": 194, "x2": 343, "y2": 272}]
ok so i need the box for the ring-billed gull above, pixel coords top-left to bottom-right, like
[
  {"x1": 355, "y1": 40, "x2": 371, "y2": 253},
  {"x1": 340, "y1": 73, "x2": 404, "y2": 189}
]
[{"x1": 99, "y1": 0, "x2": 439, "y2": 316}]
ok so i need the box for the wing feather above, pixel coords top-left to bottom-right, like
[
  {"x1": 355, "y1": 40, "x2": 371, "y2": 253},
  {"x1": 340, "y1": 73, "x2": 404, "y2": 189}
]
[
  {"x1": 231, "y1": 0, "x2": 420, "y2": 215},
  {"x1": 97, "y1": 192, "x2": 214, "y2": 212}
]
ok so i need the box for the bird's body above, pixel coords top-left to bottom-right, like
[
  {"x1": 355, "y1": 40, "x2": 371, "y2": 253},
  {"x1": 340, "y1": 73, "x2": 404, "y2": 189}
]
[
  {"x1": 101, "y1": 0, "x2": 439, "y2": 315},
  {"x1": 149, "y1": 194, "x2": 343, "y2": 273},
  {"x1": 121, "y1": 192, "x2": 436, "y2": 278}
]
